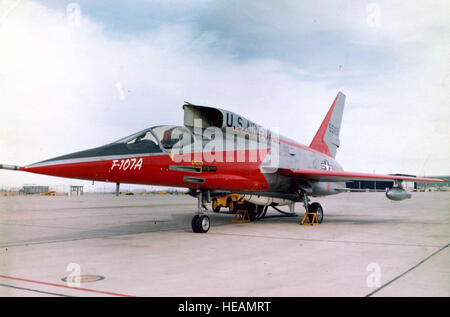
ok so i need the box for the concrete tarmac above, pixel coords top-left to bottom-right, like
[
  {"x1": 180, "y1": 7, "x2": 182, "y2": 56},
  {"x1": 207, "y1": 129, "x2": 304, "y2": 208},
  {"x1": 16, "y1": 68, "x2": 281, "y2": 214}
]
[{"x1": 0, "y1": 192, "x2": 448, "y2": 297}]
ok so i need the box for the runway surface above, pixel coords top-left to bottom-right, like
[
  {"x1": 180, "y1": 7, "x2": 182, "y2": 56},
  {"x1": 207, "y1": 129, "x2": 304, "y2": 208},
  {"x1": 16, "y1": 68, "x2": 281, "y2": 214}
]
[{"x1": 0, "y1": 192, "x2": 448, "y2": 297}]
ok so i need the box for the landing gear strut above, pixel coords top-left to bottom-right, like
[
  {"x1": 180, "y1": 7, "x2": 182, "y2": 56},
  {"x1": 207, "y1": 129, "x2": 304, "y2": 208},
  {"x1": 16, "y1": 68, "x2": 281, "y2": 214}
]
[
  {"x1": 255, "y1": 205, "x2": 268, "y2": 219},
  {"x1": 191, "y1": 189, "x2": 211, "y2": 233}
]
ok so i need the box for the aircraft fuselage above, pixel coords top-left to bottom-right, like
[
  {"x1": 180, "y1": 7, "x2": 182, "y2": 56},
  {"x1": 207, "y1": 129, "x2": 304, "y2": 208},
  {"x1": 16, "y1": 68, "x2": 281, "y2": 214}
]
[{"x1": 20, "y1": 125, "x2": 344, "y2": 200}]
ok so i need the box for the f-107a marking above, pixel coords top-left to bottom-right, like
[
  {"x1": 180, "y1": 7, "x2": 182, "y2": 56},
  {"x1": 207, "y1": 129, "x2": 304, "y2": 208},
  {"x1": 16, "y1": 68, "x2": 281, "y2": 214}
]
[{"x1": 111, "y1": 158, "x2": 143, "y2": 171}]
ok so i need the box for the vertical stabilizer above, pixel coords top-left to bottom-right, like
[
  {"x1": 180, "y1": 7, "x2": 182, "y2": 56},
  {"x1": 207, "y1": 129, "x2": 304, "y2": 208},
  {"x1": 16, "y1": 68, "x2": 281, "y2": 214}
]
[{"x1": 309, "y1": 92, "x2": 345, "y2": 158}]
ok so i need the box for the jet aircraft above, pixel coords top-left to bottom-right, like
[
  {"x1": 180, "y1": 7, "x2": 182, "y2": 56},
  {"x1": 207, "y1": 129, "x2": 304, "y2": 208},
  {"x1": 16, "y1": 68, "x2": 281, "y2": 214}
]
[{"x1": 1, "y1": 92, "x2": 443, "y2": 232}]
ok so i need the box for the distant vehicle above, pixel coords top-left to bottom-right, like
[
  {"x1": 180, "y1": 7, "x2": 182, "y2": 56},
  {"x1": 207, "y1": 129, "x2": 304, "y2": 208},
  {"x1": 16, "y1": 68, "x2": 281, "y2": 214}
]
[
  {"x1": 124, "y1": 192, "x2": 134, "y2": 195},
  {"x1": 1, "y1": 92, "x2": 443, "y2": 233},
  {"x1": 40, "y1": 190, "x2": 56, "y2": 196}
]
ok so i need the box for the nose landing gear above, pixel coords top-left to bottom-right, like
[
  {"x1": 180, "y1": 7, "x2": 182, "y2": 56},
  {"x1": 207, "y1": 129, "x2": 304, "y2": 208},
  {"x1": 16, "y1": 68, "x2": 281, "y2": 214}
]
[
  {"x1": 190, "y1": 189, "x2": 211, "y2": 233},
  {"x1": 192, "y1": 214, "x2": 210, "y2": 233}
]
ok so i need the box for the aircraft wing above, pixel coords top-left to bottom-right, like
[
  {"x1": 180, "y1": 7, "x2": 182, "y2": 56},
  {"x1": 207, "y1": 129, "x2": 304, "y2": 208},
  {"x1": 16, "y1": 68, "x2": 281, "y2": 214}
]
[{"x1": 276, "y1": 168, "x2": 444, "y2": 183}]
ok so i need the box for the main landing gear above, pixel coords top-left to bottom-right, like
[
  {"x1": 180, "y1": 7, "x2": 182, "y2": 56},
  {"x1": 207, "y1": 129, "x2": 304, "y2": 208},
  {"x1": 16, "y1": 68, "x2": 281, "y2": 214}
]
[
  {"x1": 188, "y1": 189, "x2": 324, "y2": 233},
  {"x1": 299, "y1": 191, "x2": 323, "y2": 225},
  {"x1": 307, "y1": 202, "x2": 324, "y2": 224}
]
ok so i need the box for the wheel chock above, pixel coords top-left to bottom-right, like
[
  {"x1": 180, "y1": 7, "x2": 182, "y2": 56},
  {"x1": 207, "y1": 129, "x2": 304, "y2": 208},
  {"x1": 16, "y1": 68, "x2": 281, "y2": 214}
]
[
  {"x1": 300, "y1": 212, "x2": 319, "y2": 226},
  {"x1": 232, "y1": 210, "x2": 251, "y2": 223}
]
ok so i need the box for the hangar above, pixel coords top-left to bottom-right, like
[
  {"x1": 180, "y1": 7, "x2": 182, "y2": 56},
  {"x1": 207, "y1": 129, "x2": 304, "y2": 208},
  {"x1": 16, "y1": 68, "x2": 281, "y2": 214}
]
[
  {"x1": 414, "y1": 176, "x2": 450, "y2": 191},
  {"x1": 346, "y1": 175, "x2": 448, "y2": 191},
  {"x1": 19, "y1": 185, "x2": 49, "y2": 195}
]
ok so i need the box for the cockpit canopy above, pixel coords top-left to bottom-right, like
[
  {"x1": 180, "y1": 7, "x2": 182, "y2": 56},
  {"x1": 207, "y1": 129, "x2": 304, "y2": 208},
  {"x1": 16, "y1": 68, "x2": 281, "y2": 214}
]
[
  {"x1": 114, "y1": 125, "x2": 194, "y2": 152},
  {"x1": 39, "y1": 125, "x2": 196, "y2": 164}
]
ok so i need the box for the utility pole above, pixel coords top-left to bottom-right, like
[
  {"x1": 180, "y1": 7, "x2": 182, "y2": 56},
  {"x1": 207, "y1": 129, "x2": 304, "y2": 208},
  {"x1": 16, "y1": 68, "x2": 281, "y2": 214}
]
[{"x1": 373, "y1": 170, "x2": 376, "y2": 192}]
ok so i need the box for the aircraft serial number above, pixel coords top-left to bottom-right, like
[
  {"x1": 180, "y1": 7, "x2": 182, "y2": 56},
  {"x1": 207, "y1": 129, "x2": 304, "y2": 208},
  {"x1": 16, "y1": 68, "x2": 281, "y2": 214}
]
[{"x1": 111, "y1": 158, "x2": 143, "y2": 171}]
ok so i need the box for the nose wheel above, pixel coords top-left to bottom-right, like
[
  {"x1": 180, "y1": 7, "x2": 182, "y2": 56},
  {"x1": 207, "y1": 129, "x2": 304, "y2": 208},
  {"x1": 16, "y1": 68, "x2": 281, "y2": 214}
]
[
  {"x1": 190, "y1": 189, "x2": 212, "y2": 233},
  {"x1": 192, "y1": 214, "x2": 210, "y2": 233}
]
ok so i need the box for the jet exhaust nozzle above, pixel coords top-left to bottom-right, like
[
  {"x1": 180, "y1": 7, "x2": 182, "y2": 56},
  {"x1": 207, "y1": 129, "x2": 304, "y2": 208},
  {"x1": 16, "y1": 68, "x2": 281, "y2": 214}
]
[{"x1": 385, "y1": 187, "x2": 411, "y2": 201}]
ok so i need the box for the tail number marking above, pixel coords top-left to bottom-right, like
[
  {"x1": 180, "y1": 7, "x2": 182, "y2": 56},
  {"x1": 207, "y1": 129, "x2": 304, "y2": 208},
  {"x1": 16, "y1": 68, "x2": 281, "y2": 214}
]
[
  {"x1": 111, "y1": 158, "x2": 143, "y2": 171},
  {"x1": 328, "y1": 123, "x2": 339, "y2": 136}
]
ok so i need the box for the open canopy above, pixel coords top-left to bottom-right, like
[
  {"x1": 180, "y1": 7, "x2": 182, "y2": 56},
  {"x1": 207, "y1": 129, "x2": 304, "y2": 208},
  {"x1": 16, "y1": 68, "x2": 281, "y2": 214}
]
[{"x1": 114, "y1": 125, "x2": 194, "y2": 151}]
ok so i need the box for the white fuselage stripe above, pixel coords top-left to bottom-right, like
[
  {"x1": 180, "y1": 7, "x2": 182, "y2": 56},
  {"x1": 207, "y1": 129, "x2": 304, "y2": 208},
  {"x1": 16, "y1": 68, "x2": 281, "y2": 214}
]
[{"x1": 26, "y1": 145, "x2": 272, "y2": 168}]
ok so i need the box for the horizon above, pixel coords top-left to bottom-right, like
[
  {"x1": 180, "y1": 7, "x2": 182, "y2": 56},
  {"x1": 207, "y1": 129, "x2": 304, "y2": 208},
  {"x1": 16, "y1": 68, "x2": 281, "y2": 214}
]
[{"x1": 1, "y1": 1, "x2": 449, "y2": 189}]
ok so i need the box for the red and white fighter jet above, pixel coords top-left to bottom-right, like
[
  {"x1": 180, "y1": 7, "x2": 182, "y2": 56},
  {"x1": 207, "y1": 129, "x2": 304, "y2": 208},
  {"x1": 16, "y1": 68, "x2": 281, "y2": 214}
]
[{"x1": 1, "y1": 92, "x2": 443, "y2": 232}]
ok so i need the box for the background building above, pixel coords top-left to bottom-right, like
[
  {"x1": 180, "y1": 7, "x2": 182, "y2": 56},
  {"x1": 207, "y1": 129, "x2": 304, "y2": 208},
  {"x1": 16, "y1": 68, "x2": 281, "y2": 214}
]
[
  {"x1": 346, "y1": 176, "x2": 449, "y2": 191},
  {"x1": 414, "y1": 176, "x2": 450, "y2": 191},
  {"x1": 20, "y1": 185, "x2": 49, "y2": 194},
  {"x1": 69, "y1": 185, "x2": 84, "y2": 196}
]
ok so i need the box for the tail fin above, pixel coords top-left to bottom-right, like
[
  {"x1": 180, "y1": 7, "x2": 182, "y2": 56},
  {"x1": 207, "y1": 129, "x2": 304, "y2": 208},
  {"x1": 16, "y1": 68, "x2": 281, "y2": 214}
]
[{"x1": 309, "y1": 91, "x2": 345, "y2": 158}]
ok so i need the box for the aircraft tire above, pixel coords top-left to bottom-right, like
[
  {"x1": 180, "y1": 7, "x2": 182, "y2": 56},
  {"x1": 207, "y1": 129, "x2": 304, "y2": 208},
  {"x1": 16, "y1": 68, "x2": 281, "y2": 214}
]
[
  {"x1": 242, "y1": 202, "x2": 257, "y2": 222},
  {"x1": 195, "y1": 215, "x2": 210, "y2": 233},
  {"x1": 308, "y1": 202, "x2": 323, "y2": 224},
  {"x1": 191, "y1": 215, "x2": 200, "y2": 233},
  {"x1": 248, "y1": 209, "x2": 256, "y2": 222}
]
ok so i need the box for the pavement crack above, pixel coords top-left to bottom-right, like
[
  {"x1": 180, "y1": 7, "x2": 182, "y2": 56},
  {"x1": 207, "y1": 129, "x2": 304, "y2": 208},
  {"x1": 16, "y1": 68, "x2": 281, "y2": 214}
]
[
  {"x1": 365, "y1": 243, "x2": 450, "y2": 297},
  {"x1": 209, "y1": 232, "x2": 446, "y2": 248},
  {"x1": 0, "y1": 283, "x2": 72, "y2": 297}
]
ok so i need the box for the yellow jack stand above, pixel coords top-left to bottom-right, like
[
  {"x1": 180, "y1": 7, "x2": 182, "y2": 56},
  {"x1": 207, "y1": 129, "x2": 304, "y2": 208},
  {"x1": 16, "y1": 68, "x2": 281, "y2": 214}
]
[
  {"x1": 232, "y1": 210, "x2": 251, "y2": 223},
  {"x1": 300, "y1": 212, "x2": 319, "y2": 226}
]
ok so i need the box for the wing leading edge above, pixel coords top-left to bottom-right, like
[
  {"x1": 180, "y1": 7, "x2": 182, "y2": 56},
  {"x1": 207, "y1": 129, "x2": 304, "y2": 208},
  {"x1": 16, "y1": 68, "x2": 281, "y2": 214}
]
[{"x1": 276, "y1": 168, "x2": 444, "y2": 183}]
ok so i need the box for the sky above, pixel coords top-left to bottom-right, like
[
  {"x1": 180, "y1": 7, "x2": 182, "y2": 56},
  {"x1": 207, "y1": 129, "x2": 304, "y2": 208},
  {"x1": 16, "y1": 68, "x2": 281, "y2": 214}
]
[{"x1": 0, "y1": 0, "x2": 449, "y2": 191}]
